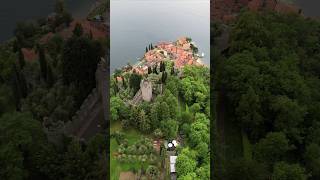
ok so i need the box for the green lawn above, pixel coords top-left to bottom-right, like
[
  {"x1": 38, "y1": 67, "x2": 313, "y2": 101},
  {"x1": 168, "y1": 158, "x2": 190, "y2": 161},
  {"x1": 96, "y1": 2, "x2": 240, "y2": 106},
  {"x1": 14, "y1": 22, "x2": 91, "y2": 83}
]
[{"x1": 110, "y1": 122, "x2": 147, "y2": 180}]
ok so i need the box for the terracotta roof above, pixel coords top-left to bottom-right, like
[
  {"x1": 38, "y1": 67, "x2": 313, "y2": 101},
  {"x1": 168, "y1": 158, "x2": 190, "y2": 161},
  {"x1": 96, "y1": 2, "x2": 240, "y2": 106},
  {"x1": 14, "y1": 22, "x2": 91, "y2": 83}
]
[
  {"x1": 275, "y1": 2, "x2": 300, "y2": 14},
  {"x1": 39, "y1": 32, "x2": 54, "y2": 44},
  {"x1": 248, "y1": 0, "x2": 263, "y2": 11},
  {"x1": 132, "y1": 67, "x2": 145, "y2": 75},
  {"x1": 39, "y1": 19, "x2": 107, "y2": 44},
  {"x1": 116, "y1": 76, "x2": 123, "y2": 82},
  {"x1": 21, "y1": 48, "x2": 38, "y2": 62}
]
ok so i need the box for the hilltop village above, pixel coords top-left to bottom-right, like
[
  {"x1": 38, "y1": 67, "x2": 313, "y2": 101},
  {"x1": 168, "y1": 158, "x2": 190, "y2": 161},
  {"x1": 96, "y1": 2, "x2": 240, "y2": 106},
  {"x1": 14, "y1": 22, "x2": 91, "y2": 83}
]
[
  {"x1": 20, "y1": 0, "x2": 108, "y2": 61},
  {"x1": 111, "y1": 37, "x2": 210, "y2": 179},
  {"x1": 120, "y1": 37, "x2": 203, "y2": 76}
]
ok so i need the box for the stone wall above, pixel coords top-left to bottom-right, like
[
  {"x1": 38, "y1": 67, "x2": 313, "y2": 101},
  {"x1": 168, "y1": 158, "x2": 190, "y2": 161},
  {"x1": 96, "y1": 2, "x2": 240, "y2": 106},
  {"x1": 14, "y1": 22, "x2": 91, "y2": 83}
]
[
  {"x1": 63, "y1": 88, "x2": 101, "y2": 139},
  {"x1": 140, "y1": 79, "x2": 152, "y2": 102},
  {"x1": 63, "y1": 57, "x2": 108, "y2": 140}
]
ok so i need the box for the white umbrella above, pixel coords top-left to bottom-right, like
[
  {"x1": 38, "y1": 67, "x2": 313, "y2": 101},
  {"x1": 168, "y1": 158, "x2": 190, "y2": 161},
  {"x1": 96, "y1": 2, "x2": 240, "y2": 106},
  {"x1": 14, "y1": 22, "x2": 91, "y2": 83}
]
[{"x1": 172, "y1": 140, "x2": 177, "y2": 147}]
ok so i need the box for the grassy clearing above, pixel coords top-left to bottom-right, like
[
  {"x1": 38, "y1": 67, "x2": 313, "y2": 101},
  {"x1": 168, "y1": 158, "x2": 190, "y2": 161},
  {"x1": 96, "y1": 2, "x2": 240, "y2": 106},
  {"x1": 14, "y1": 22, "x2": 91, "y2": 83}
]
[{"x1": 110, "y1": 122, "x2": 145, "y2": 180}]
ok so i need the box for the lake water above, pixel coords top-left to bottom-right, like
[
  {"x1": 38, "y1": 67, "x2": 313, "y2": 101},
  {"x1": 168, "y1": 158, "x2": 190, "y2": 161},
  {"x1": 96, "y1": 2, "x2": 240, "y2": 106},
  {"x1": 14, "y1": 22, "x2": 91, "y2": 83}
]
[
  {"x1": 294, "y1": 0, "x2": 320, "y2": 17},
  {"x1": 110, "y1": 0, "x2": 210, "y2": 72},
  {"x1": 0, "y1": 0, "x2": 93, "y2": 42}
]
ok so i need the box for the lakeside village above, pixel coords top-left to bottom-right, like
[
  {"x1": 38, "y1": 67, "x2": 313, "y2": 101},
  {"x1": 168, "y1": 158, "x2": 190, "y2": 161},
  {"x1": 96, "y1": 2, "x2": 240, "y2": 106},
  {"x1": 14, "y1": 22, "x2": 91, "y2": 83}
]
[
  {"x1": 111, "y1": 37, "x2": 209, "y2": 180},
  {"x1": 121, "y1": 37, "x2": 204, "y2": 77}
]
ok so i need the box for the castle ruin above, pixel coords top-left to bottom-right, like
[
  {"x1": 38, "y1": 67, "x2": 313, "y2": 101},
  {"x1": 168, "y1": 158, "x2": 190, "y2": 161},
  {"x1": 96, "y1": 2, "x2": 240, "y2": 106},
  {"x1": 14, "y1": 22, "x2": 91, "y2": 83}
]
[
  {"x1": 44, "y1": 57, "x2": 109, "y2": 142},
  {"x1": 140, "y1": 79, "x2": 152, "y2": 102}
]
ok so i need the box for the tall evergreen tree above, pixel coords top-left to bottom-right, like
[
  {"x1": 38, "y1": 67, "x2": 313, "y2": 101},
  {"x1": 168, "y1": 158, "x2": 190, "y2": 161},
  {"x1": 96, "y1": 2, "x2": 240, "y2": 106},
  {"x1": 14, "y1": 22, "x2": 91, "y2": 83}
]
[
  {"x1": 148, "y1": 66, "x2": 152, "y2": 74},
  {"x1": 159, "y1": 62, "x2": 163, "y2": 72},
  {"x1": 62, "y1": 36, "x2": 101, "y2": 105},
  {"x1": 122, "y1": 77, "x2": 127, "y2": 89},
  {"x1": 153, "y1": 64, "x2": 158, "y2": 74},
  {"x1": 11, "y1": 64, "x2": 28, "y2": 110},
  {"x1": 11, "y1": 64, "x2": 22, "y2": 111},
  {"x1": 18, "y1": 48, "x2": 25, "y2": 69},
  {"x1": 161, "y1": 71, "x2": 167, "y2": 83},
  {"x1": 46, "y1": 64, "x2": 54, "y2": 87},
  {"x1": 171, "y1": 66, "x2": 175, "y2": 75},
  {"x1": 73, "y1": 23, "x2": 83, "y2": 37},
  {"x1": 146, "y1": 47, "x2": 148, "y2": 53},
  {"x1": 37, "y1": 44, "x2": 47, "y2": 81},
  {"x1": 89, "y1": 30, "x2": 93, "y2": 39},
  {"x1": 19, "y1": 73, "x2": 28, "y2": 98}
]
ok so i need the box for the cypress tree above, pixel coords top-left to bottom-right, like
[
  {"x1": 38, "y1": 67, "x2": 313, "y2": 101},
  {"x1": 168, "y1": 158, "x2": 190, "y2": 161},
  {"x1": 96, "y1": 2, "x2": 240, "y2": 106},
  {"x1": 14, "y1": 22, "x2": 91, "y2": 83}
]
[
  {"x1": 114, "y1": 84, "x2": 119, "y2": 94},
  {"x1": 146, "y1": 47, "x2": 148, "y2": 53},
  {"x1": 161, "y1": 71, "x2": 167, "y2": 83},
  {"x1": 11, "y1": 64, "x2": 28, "y2": 110},
  {"x1": 19, "y1": 73, "x2": 28, "y2": 98},
  {"x1": 47, "y1": 64, "x2": 54, "y2": 87},
  {"x1": 89, "y1": 30, "x2": 93, "y2": 39},
  {"x1": 38, "y1": 44, "x2": 47, "y2": 81},
  {"x1": 159, "y1": 62, "x2": 163, "y2": 72},
  {"x1": 73, "y1": 23, "x2": 83, "y2": 37},
  {"x1": 18, "y1": 48, "x2": 25, "y2": 69},
  {"x1": 171, "y1": 66, "x2": 175, "y2": 75},
  {"x1": 153, "y1": 64, "x2": 158, "y2": 74},
  {"x1": 11, "y1": 64, "x2": 21, "y2": 110},
  {"x1": 122, "y1": 77, "x2": 127, "y2": 89},
  {"x1": 148, "y1": 66, "x2": 152, "y2": 74},
  {"x1": 12, "y1": 79, "x2": 21, "y2": 111},
  {"x1": 151, "y1": 43, "x2": 153, "y2": 49}
]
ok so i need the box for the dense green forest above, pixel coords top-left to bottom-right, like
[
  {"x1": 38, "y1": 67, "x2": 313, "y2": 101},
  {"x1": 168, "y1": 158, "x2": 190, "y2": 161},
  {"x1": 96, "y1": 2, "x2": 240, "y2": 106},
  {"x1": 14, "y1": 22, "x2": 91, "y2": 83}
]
[
  {"x1": 110, "y1": 60, "x2": 210, "y2": 179},
  {"x1": 214, "y1": 11, "x2": 320, "y2": 180},
  {"x1": 0, "y1": 1, "x2": 108, "y2": 179}
]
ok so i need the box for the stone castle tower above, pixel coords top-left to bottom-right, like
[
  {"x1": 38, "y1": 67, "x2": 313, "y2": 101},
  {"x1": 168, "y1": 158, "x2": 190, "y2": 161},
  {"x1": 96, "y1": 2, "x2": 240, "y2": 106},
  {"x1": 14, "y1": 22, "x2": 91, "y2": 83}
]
[{"x1": 140, "y1": 79, "x2": 152, "y2": 102}]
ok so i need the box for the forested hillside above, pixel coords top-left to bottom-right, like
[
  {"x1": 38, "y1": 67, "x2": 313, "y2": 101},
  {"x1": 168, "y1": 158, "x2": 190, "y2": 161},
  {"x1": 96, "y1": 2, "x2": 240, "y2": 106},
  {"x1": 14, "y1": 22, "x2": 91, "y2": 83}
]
[
  {"x1": 214, "y1": 11, "x2": 320, "y2": 179},
  {"x1": 0, "y1": 1, "x2": 108, "y2": 179}
]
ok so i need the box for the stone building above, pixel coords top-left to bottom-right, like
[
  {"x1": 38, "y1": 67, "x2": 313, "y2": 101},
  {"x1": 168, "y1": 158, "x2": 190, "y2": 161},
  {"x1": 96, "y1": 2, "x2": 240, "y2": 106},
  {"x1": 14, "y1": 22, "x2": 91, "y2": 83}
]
[{"x1": 140, "y1": 79, "x2": 152, "y2": 102}]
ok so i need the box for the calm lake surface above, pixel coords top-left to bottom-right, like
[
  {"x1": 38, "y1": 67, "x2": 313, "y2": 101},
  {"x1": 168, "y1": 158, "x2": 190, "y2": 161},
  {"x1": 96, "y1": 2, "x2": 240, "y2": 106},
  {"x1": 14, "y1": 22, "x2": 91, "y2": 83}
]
[
  {"x1": 0, "y1": 0, "x2": 93, "y2": 42},
  {"x1": 111, "y1": 0, "x2": 210, "y2": 72},
  {"x1": 294, "y1": 0, "x2": 320, "y2": 17}
]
